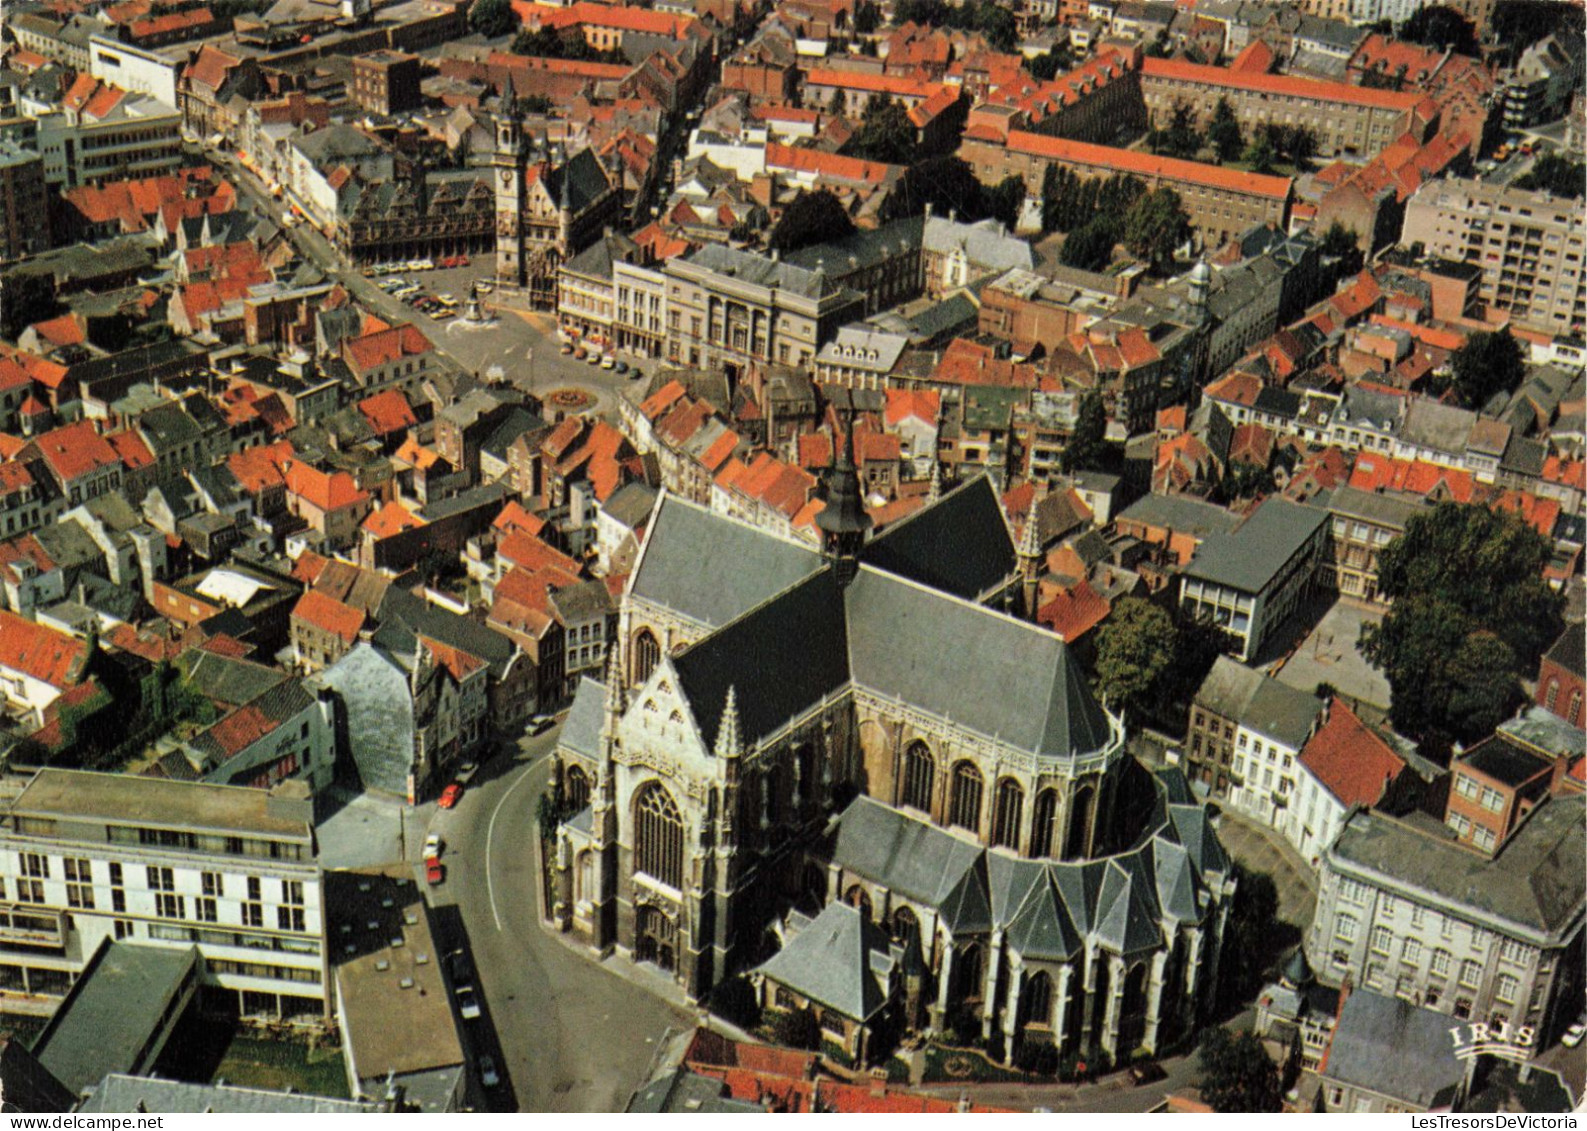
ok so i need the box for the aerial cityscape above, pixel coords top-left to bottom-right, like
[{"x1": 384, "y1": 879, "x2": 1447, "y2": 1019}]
[{"x1": 0, "y1": 0, "x2": 1582, "y2": 1113}]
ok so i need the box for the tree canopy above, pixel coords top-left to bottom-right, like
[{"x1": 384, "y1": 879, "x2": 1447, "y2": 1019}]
[
  {"x1": 1150, "y1": 101, "x2": 1202, "y2": 160},
  {"x1": 843, "y1": 96, "x2": 917, "y2": 165},
  {"x1": 1123, "y1": 187, "x2": 1191, "y2": 274},
  {"x1": 1443, "y1": 326, "x2": 1526, "y2": 409},
  {"x1": 1514, "y1": 153, "x2": 1586, "y2": 199},
  {"x1": 1319, "y1": 220, "x2": 1364, "y2": 278},
  {"x1": 1093, "y1": 598, "x2": 1177, "y2": 720},
  {"x1": 1198, "y1": 1027, "x2": 1283, "y2": 1112},
  {"x1": 1207, "y1": 97, "x2": 1242, "y2": 164},
  {"x1": 1399, "y1": 4, "x2": 1480, "y2": 54},
  {"x1": 512, "y1": 24, "x2": 627, "y2": 61},
  {"x1": 1062, "y1": 390, "x2": 1109, "y2": 473},
  {"x1": 1059, "y1": 221, "x2": 1116, "y2": 271},
  {"x1": 881, "y1": 156, "x2": 1011, "y2": 224},
  {"x1": 1491, "y1": 0, "x2": 1585, "y2": 64},
  {"x1": 1243, "y1": 132, "x2": 1277, "y2": 174},
  {"x1": 469, "y1": 0, "x2": 516, "y2": 39},
  {"x1": 893, "y1": 0, "x2": 1016, "y2": 50},
  {"x1": 1360, "y1": 502, "x2": 1565, "y2": 750},
  {"x1": 768, "y1": 189, "x2": 856, "y2": 253}
]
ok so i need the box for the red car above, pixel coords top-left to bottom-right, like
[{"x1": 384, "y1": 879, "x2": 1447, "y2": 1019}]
[
  {"x1": 425, "y1": 856, "x2": 445, "y2": 885},
  {"x1": 438, "y1": 783, "x2": 463, "y2": 809}
]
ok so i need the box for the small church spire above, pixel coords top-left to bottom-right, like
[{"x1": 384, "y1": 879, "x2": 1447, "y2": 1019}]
[
  {"x1": 714, "y1": 686, "x2": 741, "y2": 761},
  {"x1": 1017, "y1": 492, "x2": 1042, "y2": 619},
  {"x1": 602, "y1": 650, "x2": 624, "y2": 737},
  {"x1": 815, "y1": 404, "x2": 873, "y2": 587}
]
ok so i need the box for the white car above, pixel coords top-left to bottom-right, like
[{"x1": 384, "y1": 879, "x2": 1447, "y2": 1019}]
[
  {"x1": 457, "y1": 986, "x2": 481, "y2": 1020},
  {"x1": 1564, "y1": 1016, "x2": 1587, "y2": 1048},
  {"x1": 423, "y1": 832, "x2": 444, "y2": 858}
]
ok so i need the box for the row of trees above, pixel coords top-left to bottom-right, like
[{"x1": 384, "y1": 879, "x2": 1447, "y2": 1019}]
[
  {"x1": 880, "y1": 155, "x2": 1025, "y2": 228},
  {"x1": 1043, "y1": 167, "x2": 1191, "y2": 275},
  {"x1": 1514, "y1": 153, "x2": 1586, "y2": 200},
  {"x1": 891, "y1": 0, "x2": 1017, "y2": 51},
  {"x1": 1144, "y1": 99, "x2": 1315, "y2": 173}
]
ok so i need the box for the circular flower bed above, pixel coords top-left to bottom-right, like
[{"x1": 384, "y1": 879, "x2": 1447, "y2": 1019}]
[{"x1": 545, "y1": 388, "x2": 594, "y2": 410}]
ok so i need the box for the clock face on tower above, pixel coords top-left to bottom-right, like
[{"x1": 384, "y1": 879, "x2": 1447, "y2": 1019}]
[{"x1": 499, "y1": 169, "x2": 514, "y2": 188}]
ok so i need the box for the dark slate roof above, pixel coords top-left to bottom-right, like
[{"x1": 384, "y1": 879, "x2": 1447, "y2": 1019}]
[
  {"x1": 601, "y1": 481, "x2": 658, "y2": 529},
  {"x1": 560, "y1": 677, "x2": 606, "y2": 763},
  {"x1": 1323, "y1": 990, "x2": 1465, "y2": 1109},
  {"x1": 311, "y1": 642, "x2": 415, "y2": 798},
  {"x1": 1328, "y1": 795, "x2": 1585, "y2": 935},
  {"x1": 551, "y1": 146, "x2": 613, "y2": 214},
  {"x1": 628, "y1": 1068, "x2": 765, "y2": 1114},
  {"x1": 182, "y1": 651, "x2": 287, "y2": 708},
  {"x1": 1116, "y1": 492, "x2": 1242, "y2": 538},
  {"x1": 1240, "y1": 676, "x2": 1323, "y2": 749},
  {"x1": 479, "y1": 407, "x2": 548, "y2": 462},
  {"x1": 831, "y1": 795, "x2": 986, "y2": 908},
  {"x1": 35, "y1": 941, "x2": 199, "y2": 1097},
  {"x1": 379, "y1": 586, "x2": 514, "y2": 676},
  {"x1": 563, "y1": 231, "x2": 640, "y2": 281},
  {"x1": 1004, "y1": 873, "x2": 1081, "y2": 960},
  {"x1": 858, "y1": 474, "x2": 1015, "y2": 602},
  {"x1": 80, "y1": 1076, "x2": 380, "y2": 1114},
  {"x1": 784, "y1": 216, "x2": 924, "y2": 276},
  {"x1": 672, "y1": 569, "x2": 849, "y2": 747},
  {"x1": 1184, "y1": 498, "x2": 1326, "y2": 593},
  {"x1": 1543, "y1": 625, "x2": 1585, "y2": 680},
  {"x1": 846, "y1": 568, "x2": 1112, "y2": 761},
  {"x1": 754, "y1": 901, "x2": 899, "y2": 1022},
  {"x1": 628, "y1": 494, "x2": 821, "y2": 631},
  {"x1": 1460, "y1": 736, "x2": 1552, "y2": 788}
]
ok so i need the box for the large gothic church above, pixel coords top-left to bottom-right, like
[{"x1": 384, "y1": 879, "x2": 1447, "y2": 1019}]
[{"x1": 551, "y1": 439, "x2": 1236, "y2": 1062}]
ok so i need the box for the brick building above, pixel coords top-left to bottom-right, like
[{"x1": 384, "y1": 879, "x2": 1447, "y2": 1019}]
[{"x1": 350, "y1": 50, "x2": 423, "y2": 117}]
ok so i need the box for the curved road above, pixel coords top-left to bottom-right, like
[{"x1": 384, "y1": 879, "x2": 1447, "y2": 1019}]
[{"x1": 424, "y1": 729, "x2": 691, "y2": 1112}]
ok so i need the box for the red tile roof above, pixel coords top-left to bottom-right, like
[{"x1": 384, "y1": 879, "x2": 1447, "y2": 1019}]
[
  {"x1": 884, "y1": 387, "x2": 940, "y2": 426},
  {"x1": 1037, "y1": 579, "x2": 1111, "y2": 641},
  {"x1": 282, "y1": 459, "x2": 369, "y2": 512},
  {"x1": 343, "y1": 323, "x2": 431, "y2": 373},
  {"x1": 1299, "y1": 699, "x2": 1405, "y2": 807},
  {"x1": 291, "y1": 589, "x2": 364, "y2": 645},
  {"x1": 357, "y1": 388, "x2": 419, "y2": 436},
  {"x1": 1004, "y1": 130, "x2": 1292, "y2": 199},
  {"x1": 0, "y1": 608, "x2": 89, "y2": 689},
  {"x1": 803, "y1": 68, "x2": 948, "y2": 100},
  {"x1": 30, "y1": 420, "x2": 120, "y2": 483},
  {"x1": 493, "y1": 500, "x2": 547, "y2": 538},
  {"x1": 362, "y1": 501, "x2": 424, "y2": 539},
  {"x1": 1141, "y1": 55, "x2": 1421, "y2": 111},
  {"x1": 498, "y1": 530, "x2": 582, "y2": 578},
  {"x1": 765, "y1": 142, "x2": 896, "y2": 184}
]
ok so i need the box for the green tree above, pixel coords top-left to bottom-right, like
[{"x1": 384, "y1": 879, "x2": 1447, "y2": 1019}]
[
  {"x1": 1319, "y1": 220, "x2": 1364, "y2": 278},
  {"x1": 1123, "y1": 187, "x2": 1190, "y2": 274},
  {"x1": 881, "y1": 155, "x2": 989, "y2": 222},
  {"x1": 1059, "y1": 219, "x2": 1116, "y2": 271},
  {"x1": 986, "y1": 174, "x2": 1025, "y2": 230},
  {"x1": 853, "y1": 0, "x2": 881, "y2": 33},
  {"x1": 1198, "y1": 1027, "x2": 1283, "y2": 1112},
  {"x1": 469, "y1": 0, "x2": 516, "y2": 39},
  {"x1": 775, "y1": 1006, "x2": 822, "y2": 1051},
  {"x1": 1514, "y1": 152, "x2": 1586, "y2": 199},
  {"x1": 1399, "y1": 4, "x2": 1479, "y2": 54},
  {"x1": 1093, "y1": 597, "x2": 1176, "y2": 720},
  {"x1": 0, "y1": 272, "x2": 59, "y2": 339},
  {"x1": 1207, "y1": 97, "x2": 1242, "y2": 163},
  {"x1": 1360, "y1": 502, "x2": 1565, "y2": 749},
  {"x1": 1216, "y1": 862, "x2": 1283, "y2": 1002},
  {"x1": 769, "y1": 189, "x2": 855, "y2": 253},
  {"x1": 1062, "y1": 390, "x2": 1109, "y2": 473},
  {"x1": 1243, "y1": 133, "x2": 1277, "y2": 174},
  {"x1": 1445, "y1": 326, "x2": 1526, "y2": 409},
  {"x1": 827, "y1": 87, "x2": 845, "y2": 116},
  {"x1": 844, "y1": 96, "x2": 916, "y2": 164},
  {"x1": 1215, "y1": 459, "x2": 1275, "y2": 502},
  {"x1": 1285, "y1": 125, "x2": 1316, "y2": 170},
  {"x1": 1027, "y1": 46, "x2": 1071, "y2": 81},
  {"x1": 1491, "y1": 0, "x2": 1584, "y2": 65},
  {"x1": 1153, "y1": 101, "x2": 1201, "y2": 160}
]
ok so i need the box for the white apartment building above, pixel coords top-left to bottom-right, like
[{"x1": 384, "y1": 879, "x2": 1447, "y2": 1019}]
[
  {"x1": 1305, "y1": 797, "x2": 1585, "y2": 1042},
  {"x1": 0, "y1": 770, "x2": 328, "y2": 1025},
  {"x1": 27, "y1": 91, "x2": 182, "y2": 188},
  {"x1": 1402, "y1": 177, "x2": 1586, "y2": 336}
]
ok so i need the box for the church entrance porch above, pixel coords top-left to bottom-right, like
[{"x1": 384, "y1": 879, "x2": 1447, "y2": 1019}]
[{"x1": 635, "y1": 905, "x2": 677, "y2": 973}]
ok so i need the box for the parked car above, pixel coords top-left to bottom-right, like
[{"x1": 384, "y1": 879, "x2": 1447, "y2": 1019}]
[
  {"x1": 585, "y1": 351, "x2": 601, "y2": 365},
  {"x1": 425, "y1": 857, "x2": 444, "y2": 885},
  {"x1": 529, "y1": 714, "x2": 555, "y2": 735},
  {"x1": 479, "y1": 1055, "x2": 500, "y2": 1088},
  {"x1": 560, "y1": 342, "x2": 574, "y2": 355},
  {"x1": 423, "y1": 832, "x2": 444, "y2": 858},
  {"x1": 450, "y1": 951, "x2": 474, "y2": 988},
  {"x1": 1564, "y1": 1015, "x2": 1587, "y2": 1048},
  {"x1": 438, "y1": 783, "x2": 463, "y2": 809},
  {"x1": 455, "y1": 762, "x2": 479, "y2": 785},
  {"x1": 1130, "y1": 1062, "x2": 1167, "y2": 1086},
  {"x1": 457, "y1": 985, "x2": 481, "y2": 1020},
  {"x1": 600, "y1": 355, "x2": 616, "y2": 369}
]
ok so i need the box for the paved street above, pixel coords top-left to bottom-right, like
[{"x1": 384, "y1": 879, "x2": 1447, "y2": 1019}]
[
  {"x1": 421, "y1": 726, "x2": 691, "y2": 1113},
  {"x1": 1213, "y1": 808, "x2": 1318, "y2": 931}
]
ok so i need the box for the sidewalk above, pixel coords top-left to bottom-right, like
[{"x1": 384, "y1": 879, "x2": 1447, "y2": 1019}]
[{"x1": 1212, "y1": 807, "x2": 1318, "y2": 928}]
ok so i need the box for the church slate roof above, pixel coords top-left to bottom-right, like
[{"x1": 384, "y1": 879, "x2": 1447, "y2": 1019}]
[
  {"x1": 845, "y1": 568, "x2": 1112, "y2": 763},
  {"x1": 548, "y1": 147, "x2": 612, "y2": 214},
  {"x1": 561, "y1": 676, "x2": 607, "y2": 763},
  {"x1": 672, "y1": 569, "x2": 849, "y2": 748},
  {"x1": 754, "y1": 901, "x2": 898, "y2": 1022},
  {"x1": 832, "y1": 767, "x2": 1229, "y2": 958},
  {"x1": 857, "y1": 474, "x2": 1015, "y2": 601},
  {"x1": 628, "y1": 494, "x2": 822, "y2": 632}
]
